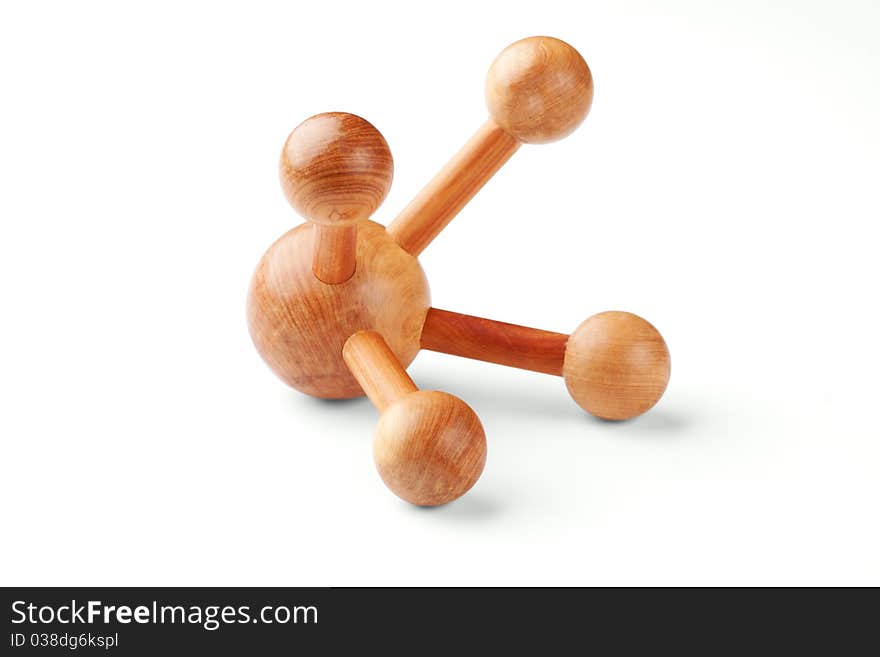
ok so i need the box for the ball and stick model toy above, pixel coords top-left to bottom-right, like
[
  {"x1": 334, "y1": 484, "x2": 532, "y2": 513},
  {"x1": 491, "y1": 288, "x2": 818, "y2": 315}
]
[{"x1": 247, "y1": 37, "x2": 671, "y2": 506}]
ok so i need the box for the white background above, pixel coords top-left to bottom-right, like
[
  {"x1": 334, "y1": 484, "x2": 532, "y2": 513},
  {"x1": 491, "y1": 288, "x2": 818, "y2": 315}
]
[{"x1": 1, "y1": 0, "x2": 878, "y2": 586}]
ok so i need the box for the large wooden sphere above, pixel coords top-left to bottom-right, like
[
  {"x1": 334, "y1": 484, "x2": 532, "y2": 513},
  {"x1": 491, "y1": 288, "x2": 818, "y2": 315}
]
[{"x1": 247, "y1": 221, "x2": 430, "y2": 398}]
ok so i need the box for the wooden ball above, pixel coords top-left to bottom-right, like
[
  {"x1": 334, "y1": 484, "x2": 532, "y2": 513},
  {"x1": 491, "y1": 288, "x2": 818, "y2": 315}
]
[
  {"x1": 374, "y1": 391, "x2": 487, "y2": 506},
  {"x1": 485, "y1": 36, "x2": 593, "y2": 144},
  {"x1": 563, "y1": 311, "x2": 670, "y2": 420},
  {"x1": 279, "y1": 112, "x2": 393, "y2": 225},
  {"x1": 247, "y1": 221, "x2": 429, "y2": 398}
]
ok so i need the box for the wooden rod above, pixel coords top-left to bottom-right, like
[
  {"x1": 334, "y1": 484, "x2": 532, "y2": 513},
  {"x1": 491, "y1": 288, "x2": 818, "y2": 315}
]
[
  {"x1": 386, "y1": 119, "x2": 520, "y2": 256},
  {"x1": 343, "y1": 330, "x2": 418, "y2": 411},
  {"x1": 312, "y1": 223, "x2": 357, "y2": 284},
  {"x1": 420, "y1": 308, "x2": 568, "y2": 376}
]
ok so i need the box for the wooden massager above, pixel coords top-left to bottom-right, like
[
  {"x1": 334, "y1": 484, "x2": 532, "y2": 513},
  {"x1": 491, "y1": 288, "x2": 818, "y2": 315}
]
[{"x1": 247, "y1": 36, "x2": 671, "y2": 506}]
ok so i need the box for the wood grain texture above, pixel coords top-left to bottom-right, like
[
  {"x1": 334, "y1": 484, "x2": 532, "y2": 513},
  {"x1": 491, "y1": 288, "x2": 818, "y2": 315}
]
[
  {"x1": 374, "y1": 390, "x2": 487, "y2": 507},
  {"x1": 312, "y1": 224, "x2": 357, "y2": 284},
  {"x1": 386, "y1": 120, "x2": 519, "y2": 256},
  {"x1": 485, "y1": 36, "x2": 593, "y2": 144},
  {"x1": 279, "y1": 112, "x2": 393, "y2": 225},
  {"x1": 342, "y1": 330, "x2": 418, "y2": 412},
  {"x1": 420, "y1": 307, "x2": 568, "y2": 376},
  {"x1": 563, "y1": 311, "x2": 670, "y2": 420},
  {"x1": 280, "y1": 112, "x2": 393, "y2": 285},
  {"x1": 247, "y1": 220, "x2": 429, "y2": 398}
]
